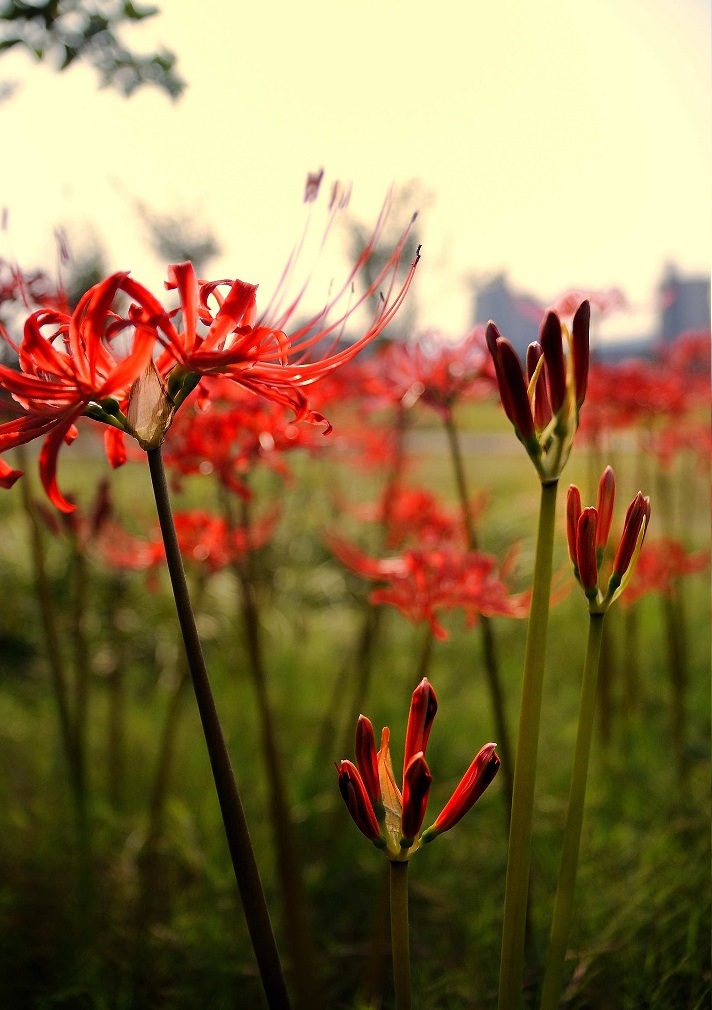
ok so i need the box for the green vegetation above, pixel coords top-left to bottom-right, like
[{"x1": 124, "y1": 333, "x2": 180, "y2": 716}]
[{"x1": 0, "y1": 412, "x2": 708, "y2": 1009}]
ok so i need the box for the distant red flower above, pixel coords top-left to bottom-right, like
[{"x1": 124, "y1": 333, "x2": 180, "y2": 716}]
[
  {"x1": 327, "y1": 535, "x2": 529, "y2": 640},
  {"x1": 96, "y1": 507, "x2": 278, "y2": 575},
  {"x1": 162, "y1": 378, "x2": 321, "y2": 497},
  {"x1": 336, "y1": 678, "x2": 500, "y2": 856},
  {"x1": 617, "y1": 537, "x2": 708, "y2": 607},
  {"x1": 358, "y1": 328, "x2": 495, "y2": 415},
  {"x1": 353, "y1": 485, "x2": 469, "y2": 550}
]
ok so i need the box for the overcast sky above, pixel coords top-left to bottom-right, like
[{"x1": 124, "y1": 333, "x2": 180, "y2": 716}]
[{"x1": 1, "y1": 0, "x2": 710, "y2": 339}]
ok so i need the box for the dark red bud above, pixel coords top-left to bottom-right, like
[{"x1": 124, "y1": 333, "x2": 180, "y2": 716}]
[
  {"x1": 526, "y1": 342, "x2": 552, "y2": 430},
  {"x1": 576, "y1": 508, "x2": 599, "y2": 593},
  {"x1": 495, "y1": 337, "x2": 536, "y2": 440},
  {"x1": 403, "y1": 678, "x2": 438, "y2": 777},
  {"x1": 400, "y1": 752, "x2": 432, "y2": 842},
  {"x1": 336, "y1": 760, "x2": 383, "y2": 843},
  {"x1": 539, "y1": 311, "x2": 566, "y2": 414},
  {"x1": 430, "y1": 743, "x2": 500, "y2": 835},
  {"x1": 566, "y1": 484, "x2": 582, "y2": 569},
  {"x1": 613, "y1": 492, "x2": 651, "y2": 577},
  {"x1": 595, "y1": 466, "x2": 616, "y2": 551},
  {"x1": 572, "y1": 300, "x2": 591, "y2": 407},
  {"x1": 356, "y1": 715, "x2": 382, "y2": 809}
]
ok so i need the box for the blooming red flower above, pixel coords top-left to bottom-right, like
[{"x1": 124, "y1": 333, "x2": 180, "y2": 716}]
[
  {"x1": 336, "y1": 678, "x2": 499, "y2": 857},
  {"x1": 0, "y1": 273, "x2": 158, "y2": 509},
  {"x1": 0, "y1": 179, "x2": 419, "y2": 511},
  {"x1": 95, "y1": 506, "x2": 278, "y2": 576},
  {"x1": 327, "y1": 535, "x2": 530, "y2": 640}
]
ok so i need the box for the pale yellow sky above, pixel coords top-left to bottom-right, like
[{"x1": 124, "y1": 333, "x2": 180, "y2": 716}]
[{"x1": 1, "y1": 0, "x2": 710, "y2": 338}]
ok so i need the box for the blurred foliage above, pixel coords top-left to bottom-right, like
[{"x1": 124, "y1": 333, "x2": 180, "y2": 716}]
[
  {"x1": 0, "y1": 0, "x2": 184, "y2": 98},
  {"x1": 135, "y1": 200, "x2": 221, "y2": 275}
]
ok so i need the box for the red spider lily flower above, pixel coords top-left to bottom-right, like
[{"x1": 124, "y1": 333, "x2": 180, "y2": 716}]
[
  {"x1": 486, "y1": 300, "x2": 590, "y2": 482},
  {"x1": 327, "y1": 536, "x2": 530, "y2": 640},
  {"x1": 421, "y1": 742, "x2": 500, "y2": 841},
  {"x1": 350, "y1": 485, "x2": 467, "y2": 551},
  {"x1": 617, "y1": 536, "x2": 709, "y2": 607},
  {"x1": 360, "y1": 328, "x2": 495, "y2": 416},
  {"x1": 567, "y1": 468, "x2": 651, "y2": 611},
  {"x1": 161, "y1": 378, "x2": 322, "y2": 497},
  {"x1": 0, "y1": 180, "x2": 419, "y2": 510},
  {"x1": 95, "y1": 507, "x2": 278, "y2": 576},
  {"x1": 0, "y1": 272, "x2": 158, "y2": 510},
  {"x1": 336, "y1": 679, "x2": 499, "y2": 858}
]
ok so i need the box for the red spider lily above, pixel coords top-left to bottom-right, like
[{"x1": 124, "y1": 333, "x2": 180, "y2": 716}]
[
  {"x1": 566, "y1": 467, "x2": 651, "y2": 611},
  {"x1": 486, "y1": 301, "x2": 590, "y2": 482},
  {"x1": 336, "y1": 678, "x2": 499, "y2": 857},
  {"x1": 161, "y1": 378, "x2": 322, "y2": 497},
  {"x1": 327, "y1": 535, "x2": 529, "y2": 640},
  {"x1": 0, "y1": 179, "x2": 419, "y2": 511},
  {"x1": 350, "y1": 485, "x2": 469, "y2": 550},
  {"x1": 95, "y1": 507, "x2": 278, "y2": 576},
  {"x1": 357, "y1": 328, "x2": 495, "y2": 415},
  {"x1": 617, "y1": 536, "x2": 708, "y2": 607},
  {"x1": 0, "y1": 272, "x2": 158, "y2": 509}
]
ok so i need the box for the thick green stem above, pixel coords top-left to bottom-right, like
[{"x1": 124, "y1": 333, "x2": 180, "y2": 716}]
[
  {"x1": 498, "y1": 479, "x2": 559, "y2": 1010},
  {"x1": 539, "y1": 612, "x2": 605, "y2": 1010},
  {"x1": 442, "y1": 408, "x2": 514, "y2": 826},
  {"x1": 390, "y1": 860, "x2": 411, "y2": 1010},
  {"x1": 147, "y1": 447, "x2": 291, "y2": 1010}
]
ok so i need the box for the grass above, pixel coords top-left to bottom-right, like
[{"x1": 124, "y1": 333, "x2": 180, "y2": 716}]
[{"x1": 0, "y1": 405, "x2": 709, "y2": 1009}]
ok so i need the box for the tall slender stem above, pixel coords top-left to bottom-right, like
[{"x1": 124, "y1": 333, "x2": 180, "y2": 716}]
[
  {"x1": 539, "y1": 612, "x2": 605, "y2": 1010},
  {"x1": 147, "y1": 447, "x2": 291, "y2": 1010},
  {"x1": 231, "y1": 490, "x2": 322, "y2": 1010},
  {"x1": 442, "y1": 407, "x2": 514, "y2": 824},
  {"x1": 390, "y1": 860, "x2": 411, "y2": 1010},
  {"x1": 498, "y1": 479, "x2": 559, "y2": 1010}
]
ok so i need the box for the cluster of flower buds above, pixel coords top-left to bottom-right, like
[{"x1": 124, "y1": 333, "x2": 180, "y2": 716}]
[
  {"x1": 485, "y1": 301, "x2": 590, "y2": 483},
  {"x1": 566, "y1": 465, "x2": 651, "y2": 612},
  {"x1": 335, "y1": 679, "x2": 500, "y2": 859}
]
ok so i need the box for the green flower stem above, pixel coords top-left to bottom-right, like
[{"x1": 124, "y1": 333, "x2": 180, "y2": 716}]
[
  {"x1": 390, "y1": 859, "x2": 412, "y2": 1010},
  {"x1": 498, "y1": 479, "x2": 559, "y2": 1010},
  {"x1": 147, "y1": 447, "x2": 291, "y2": 1010},
  {"x1": 539, "y1": 611, "x2": 605, "y2": 1010},
  {"x1": 443, "y1": 407, "x2": 514, "y2": 825}
]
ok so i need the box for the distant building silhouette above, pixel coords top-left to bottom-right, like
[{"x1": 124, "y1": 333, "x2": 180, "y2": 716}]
[
  {"x1": 471, "y1": 268, "x2": 710, "y2": 363},
  {"x1": 658, "y1": 266, "x2": 711, "y2": 345},
  {"x1": 472, "y1": 274, "x2": 543, "y2": 359}
]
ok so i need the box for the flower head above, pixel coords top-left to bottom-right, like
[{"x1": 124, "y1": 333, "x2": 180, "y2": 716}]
[
  {"x1": 0, "y1": 178, "x2": 419, "y2": 511},
  {"x1": 335, "y1": 678, "x2": 499, "y2": 859},
  {"x1": 486, "y1": 300, "x2": 590, "y2": 483},
  {"x1": 566, "y1": 467, "x2": 651, "y2": 611}
]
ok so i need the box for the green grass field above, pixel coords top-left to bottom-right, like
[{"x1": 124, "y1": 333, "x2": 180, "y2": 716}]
[{"x1": 0, "y1": 404, "x2": 709, "y2": 1009}]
